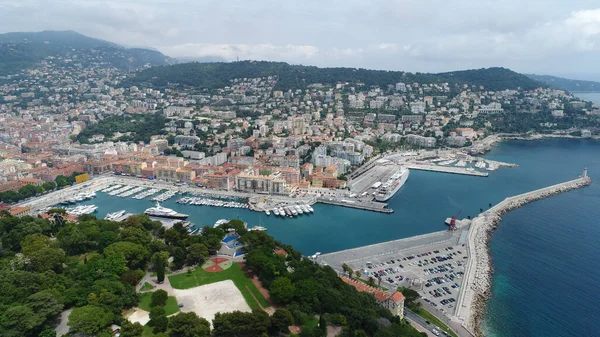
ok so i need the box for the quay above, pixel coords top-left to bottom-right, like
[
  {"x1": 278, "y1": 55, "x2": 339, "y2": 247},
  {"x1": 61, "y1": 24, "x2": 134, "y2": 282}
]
[
  {"x1": 313, "y1": 170, "x2": 592, "y2": 337},
  {"x1": 405, "y1": 163, "x2": 488, "y2": 177},
  {"x1": 454, "y1": 171, "x2": 592, "y2": 336},
  {"x1": 317, "y1": 197, "x2": 393, "y2": 213}
]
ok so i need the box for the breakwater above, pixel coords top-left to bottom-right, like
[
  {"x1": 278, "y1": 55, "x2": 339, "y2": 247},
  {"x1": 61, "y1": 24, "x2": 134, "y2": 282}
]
[{"x1": 454, "y1": 173, "x2": 592, "y2": 337}]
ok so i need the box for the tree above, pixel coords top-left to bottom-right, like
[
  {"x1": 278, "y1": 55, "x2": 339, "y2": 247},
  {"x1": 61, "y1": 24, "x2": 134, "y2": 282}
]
[
  {"x1": 271, "y1": 308, "x2": 294, "y2": 333},
  {"x1": 151, "y1": 290, "x2": 168, "y2": 308},
  {"x1": 55, "y1": 175, "x2": 68, "y2": 188},
  {"x1": 168, "y1": 312, "x2": 211, "y2": 337},
  {"x1": 47, "y1": 207, "x2": 66, "y2": 215},
  {"x1": 27, "y1": 290, "x2": 64, "y2": 324},
  {"x1": 42, "y1": 181, "x2": 56, "y2": 192},
  {"x1": 269, "y1": 277, "x2": 296, "y2": 304},
  {"x1": 149, "y1": 306, "x2": 168, "y2": 333},
  {"x1": 68, "y1": 305, "x2": 113, "y2": 335},
  {"x1": 1, "y1": 305, "x2": 45, "y2": 337},
  {"x1": 152, "y1": 252, "x2": 168, "y2": 283},
  {"x1": 103, "y1": 241, "x2": 149, "y2": 269},
  {"x1": 120, "y1": 321, "x2": 144, "y2": 337},
  {"x1": 187, "y1": 243, "x2": 209, "y2": 265},
  {"x1": 319, "y1": 315, "x2": 327, "y2": 334},
  {"x1": 342, "y1": 263, "x2": 353, "y2": 278},
  {"x1": 398, "y1": 287, "x2": 420, "y2": 308},
  {"x1": 39, "y1": 329, "x2": 57, "y2": 337}
]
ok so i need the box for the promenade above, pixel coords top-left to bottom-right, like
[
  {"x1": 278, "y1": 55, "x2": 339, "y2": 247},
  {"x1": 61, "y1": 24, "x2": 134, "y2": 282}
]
[{"x1": 453, "y1": 172, "x2": 592, "y2": 336}]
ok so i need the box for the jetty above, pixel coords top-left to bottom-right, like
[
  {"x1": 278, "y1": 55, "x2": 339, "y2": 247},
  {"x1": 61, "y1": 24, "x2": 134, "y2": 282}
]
[
  {"x1": 405, "y1": 163, "x2": 489, "y2": 177},
  {"x1": 453, "y1": 170, "x2": 592, "y2": 336},
  {"x1": 317, "y1": 197, "x2": 393, "y2": 213}
]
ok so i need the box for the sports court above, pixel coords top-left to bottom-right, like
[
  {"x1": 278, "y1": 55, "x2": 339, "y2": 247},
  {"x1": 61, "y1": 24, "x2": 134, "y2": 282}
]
[{"x1": 202, "y1": 257, "x2": 233, "y2": 272}]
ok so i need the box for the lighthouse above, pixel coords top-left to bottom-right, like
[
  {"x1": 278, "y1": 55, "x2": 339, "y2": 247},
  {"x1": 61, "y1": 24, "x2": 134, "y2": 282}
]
[{"x1": 583, "y1": 167, "x2": 588, "y2": 178}]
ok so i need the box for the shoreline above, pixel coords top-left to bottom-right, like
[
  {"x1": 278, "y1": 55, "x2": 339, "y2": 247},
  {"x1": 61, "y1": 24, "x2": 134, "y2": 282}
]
[
  {"x1": 477, "y1": 133, "x2": 600, "y2": 152},
  {"x1": 455, "y1": 175, "x2": 592, "y2": 336}
]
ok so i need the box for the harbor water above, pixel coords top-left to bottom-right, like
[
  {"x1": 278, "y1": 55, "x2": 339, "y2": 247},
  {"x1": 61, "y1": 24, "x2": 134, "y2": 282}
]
[{"x1": 70, "y1": 139, "x2": 599, "y2": 336}]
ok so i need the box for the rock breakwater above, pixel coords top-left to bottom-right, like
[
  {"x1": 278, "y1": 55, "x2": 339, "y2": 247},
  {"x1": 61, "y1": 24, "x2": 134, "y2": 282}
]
[{"x1": 455, "y1": 175, "x2": 592, "y2": 337}]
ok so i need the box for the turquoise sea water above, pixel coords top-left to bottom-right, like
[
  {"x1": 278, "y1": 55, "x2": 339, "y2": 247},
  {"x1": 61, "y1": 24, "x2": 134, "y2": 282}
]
[{"x1": 73, "y1": 139, "x2": 599, "y2": 336}]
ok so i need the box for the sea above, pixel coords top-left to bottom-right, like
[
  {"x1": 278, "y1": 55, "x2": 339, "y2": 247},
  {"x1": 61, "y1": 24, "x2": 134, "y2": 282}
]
[
  {"x1": 573, "y1": 91, "x2": 600, "y2": 105},
  {"x1": 71, "y1": 139, "x2": 600, "y2": 337}
]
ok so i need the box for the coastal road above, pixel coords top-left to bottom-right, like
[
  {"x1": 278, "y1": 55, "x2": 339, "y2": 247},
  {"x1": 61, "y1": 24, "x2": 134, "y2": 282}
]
[
  {"x1": 406, "y1": 315, "x2": 436, "y2": 337},
  {"x1": 405, "y1": 309, "x2": 452, "y2": 337}
]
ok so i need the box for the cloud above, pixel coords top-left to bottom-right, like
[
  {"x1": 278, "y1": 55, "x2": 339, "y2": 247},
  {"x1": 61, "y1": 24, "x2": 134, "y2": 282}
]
[{"x1": 0, "y1": 0, "x2": 599, "y2": 77}]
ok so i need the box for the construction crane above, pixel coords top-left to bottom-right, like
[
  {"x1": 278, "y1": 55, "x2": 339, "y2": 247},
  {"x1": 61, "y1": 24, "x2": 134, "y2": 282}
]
[{"x1": 447, "y1": 209, "x2": 462, "y2": 230}]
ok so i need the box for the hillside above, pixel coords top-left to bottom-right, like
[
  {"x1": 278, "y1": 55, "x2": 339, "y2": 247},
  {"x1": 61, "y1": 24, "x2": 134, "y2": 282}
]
[
  {"x1": 0, "y1": 30, "x2": 175, "y2": 75},
  {"x1": 126, "y1": 61, "x2": 543, "y2": 91},
  {"x1": 526, "y1": 74, "x2": 600, "y2": 92}
]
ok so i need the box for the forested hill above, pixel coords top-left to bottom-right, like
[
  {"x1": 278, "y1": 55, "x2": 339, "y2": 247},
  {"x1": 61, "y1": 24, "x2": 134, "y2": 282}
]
[
  {"x1": 525, "y1": 74, "x2": 600, "y2": 92},
  {"x1": 126, "y1": 61, "x2": 543, "y2": 91},
  {"x1": 0, "y1": 30, "x2": 176, "y2": 75}
]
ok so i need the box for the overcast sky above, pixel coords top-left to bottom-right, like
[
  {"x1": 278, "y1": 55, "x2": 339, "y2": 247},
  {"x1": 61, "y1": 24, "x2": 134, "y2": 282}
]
[{"x1": 1, "y1": 0, "x2": 600, "y2": 79}]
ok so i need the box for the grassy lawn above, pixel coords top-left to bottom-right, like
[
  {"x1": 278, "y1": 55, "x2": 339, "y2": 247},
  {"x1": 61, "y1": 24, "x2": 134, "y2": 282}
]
[
  {"x1": 138, "y1": 292, "x2": 180, "y2": 316},
  {"x1": 355, "y1": 277, "x2": 388, "y2": 290},
  {"x1": 168, "y1": 262, "x2": 270, "y2": 310},
  {"x1": 142, "y1": 324, "x2": 172, "y2": 337},
  {"x1": 140, "y1": 282, "x2": 155, "y2": 291},
  {"x1": 302, "y1": 316, "x2": 319, "y2": 329},
  {"x1": 413, "y1": 307, "x2": 458, "y2": 337},
  {"x1": 142, "y1": 325, "x2": 154, "y2": 337}
]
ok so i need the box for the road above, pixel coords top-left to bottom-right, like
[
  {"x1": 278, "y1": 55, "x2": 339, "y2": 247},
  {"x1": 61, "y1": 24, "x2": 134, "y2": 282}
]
[{"x1": 405, "y1": 309, "x2": 450, "y2": 336}]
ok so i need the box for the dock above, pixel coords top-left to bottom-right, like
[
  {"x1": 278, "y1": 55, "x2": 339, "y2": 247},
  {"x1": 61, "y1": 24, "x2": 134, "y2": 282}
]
[
  {"x1": 405, "y1": 163, "x2": 489, "y2": 177},
  {"x1": 317, "y1": 197, "x2": 393, "y2": 213}
]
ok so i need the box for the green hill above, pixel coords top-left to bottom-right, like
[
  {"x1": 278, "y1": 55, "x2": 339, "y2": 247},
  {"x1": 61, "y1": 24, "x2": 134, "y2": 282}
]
[
  {"x1": 0, "y1": 30, "x2": 175, "y2": 75},
  {"x1": 525, "y1": 74, "x2": 600, "y2": 92},
  {"x1": 126, "y1": 60, "x2": 543, "y2": 91}
]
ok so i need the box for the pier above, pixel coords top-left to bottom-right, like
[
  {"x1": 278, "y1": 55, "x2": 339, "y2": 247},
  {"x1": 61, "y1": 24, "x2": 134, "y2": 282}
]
[
  {"x1": 317, "y1": 197, "x2": 393, "y2": 213},
  {"x1": 404, "y1": 163, "x2": 489, "y2": 177},
  {"x1": 454, "y1": 172, "x2": 592, "y2": 336}
]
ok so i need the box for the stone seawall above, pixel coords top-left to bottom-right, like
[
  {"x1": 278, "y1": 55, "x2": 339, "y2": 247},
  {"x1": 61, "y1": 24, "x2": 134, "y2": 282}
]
[{"x1": 454, "y1": 175, "x2": 592, "y2": 337}]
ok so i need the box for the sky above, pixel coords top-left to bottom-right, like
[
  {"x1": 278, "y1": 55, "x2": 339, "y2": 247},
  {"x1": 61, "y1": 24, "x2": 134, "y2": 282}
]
[{"x1": 1, "y1": 0, "x2": 600, "y2": 79}]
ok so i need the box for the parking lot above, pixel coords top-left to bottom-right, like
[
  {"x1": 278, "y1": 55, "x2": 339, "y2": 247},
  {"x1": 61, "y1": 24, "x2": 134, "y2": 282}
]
[{"x1": 321, "y1": 229, "x2": 469, "y2": 317}]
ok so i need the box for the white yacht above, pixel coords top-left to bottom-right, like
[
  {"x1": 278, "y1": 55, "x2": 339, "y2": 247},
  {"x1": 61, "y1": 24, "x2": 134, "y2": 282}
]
[
  {"x1": 144, "y1": 202, "x2": 188, "y2": 220},
  {"x1": 105, "y1": 210, "x2": 126, "y2": 221}
]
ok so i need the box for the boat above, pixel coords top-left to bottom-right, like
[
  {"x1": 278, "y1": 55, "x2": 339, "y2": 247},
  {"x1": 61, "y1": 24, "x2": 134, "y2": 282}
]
[
  {"x1": 375, "y1": 167, "x2": 410, "y2": 202},
  {"x1": 144, "y1": 202, "x2": 188, "y2": 220},
  {"x1": 307, "y1": 205, "x2": 314, "y2": 213},
  {"x1": 105, "y1": 210, "x2": 126, "y2": 220},
  {"x1": 295, "y1": 205, "x2": 303, "y2": 214},
  {"x1": 214, "y1": 219, "x2": 229, "y2": 228},
  {"x1": 248, "y1": 226, "x2": 267, "y2": 231},
  {"x1": 265, "y1": 210, "x2": 271, "y2": 216},
  {"x1": 273, "y1": 208, "x2": 280, "y2": 216}
]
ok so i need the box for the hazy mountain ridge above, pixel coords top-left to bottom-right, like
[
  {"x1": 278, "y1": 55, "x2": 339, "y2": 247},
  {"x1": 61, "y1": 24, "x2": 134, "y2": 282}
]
[
  {"x1": 526, "y1": 74, "x2": 600, "y2": 92},
  {"x1": 0, "y1": 30, "x2": 175, "y2": 75}
]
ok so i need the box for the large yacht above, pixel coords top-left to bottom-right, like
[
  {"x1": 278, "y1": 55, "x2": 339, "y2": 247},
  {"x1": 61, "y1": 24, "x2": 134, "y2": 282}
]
[
  {"x1": 144, "y1": 202, "x2": 188, "y2": 220},
  {"x1": 375, "y1": 167, "x2": 410, "y2": 202}
]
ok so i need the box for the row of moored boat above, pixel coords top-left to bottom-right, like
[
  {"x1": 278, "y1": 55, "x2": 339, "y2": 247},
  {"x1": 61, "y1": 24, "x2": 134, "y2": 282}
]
[{"x1": 269, "y1": 204, "x2": 313, "y2": 217}]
